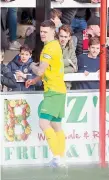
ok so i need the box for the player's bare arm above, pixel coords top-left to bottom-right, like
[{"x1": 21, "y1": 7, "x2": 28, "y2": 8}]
[
  {"x1": 30, "y1": 61, "x2": 49, "y2": 76},
  {"x1": 25, "y1": 62, "x2": 49, "y2": 88}
]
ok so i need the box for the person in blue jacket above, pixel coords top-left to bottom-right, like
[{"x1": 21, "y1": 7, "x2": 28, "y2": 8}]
[
  {"x1": 77, "y1": 36, "x2": 100, "y2": 89},
  {"x1": 7, "y1": 45, "x2": 41, "y2": 91}
]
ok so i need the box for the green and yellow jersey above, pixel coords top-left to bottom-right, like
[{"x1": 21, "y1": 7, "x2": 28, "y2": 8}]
[{"x1": 40, "y1": 40, "x2": 66, "y2": 94}]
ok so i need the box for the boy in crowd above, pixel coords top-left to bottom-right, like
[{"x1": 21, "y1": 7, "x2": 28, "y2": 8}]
[
  {"x1": 77, "y1": 36, "x2": 100, "y2": 89},
  {"x1": 7, "y1": 45, "x2": 41, "y2": 91}
]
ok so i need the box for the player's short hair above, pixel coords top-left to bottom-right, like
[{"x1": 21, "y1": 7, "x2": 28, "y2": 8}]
[
  {"x1": 50, "y1": 9, "x2": 62, "y2": 19},
  {"x1": 41, "y1": 20, "x2": 55, "y2": 30},
  {"x1": 20, "y1": 45, "x2": 32, "y2": 54},
  {"x1": 59, "y1": 24, "x2": 73, "y2": 36},
  {"x1": 89, "y1": 36, "x2": 100, "y2": 47}
]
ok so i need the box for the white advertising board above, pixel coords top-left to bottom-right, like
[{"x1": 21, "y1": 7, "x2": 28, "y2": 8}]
[{"x1": 0, "y1": 92, "x2": 109, "y2": 165}]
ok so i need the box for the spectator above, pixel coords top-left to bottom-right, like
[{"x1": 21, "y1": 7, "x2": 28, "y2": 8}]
[
  {"x1": 61, "y1": 9, "x2": 77, "y2": 25},
  {"x1": 74, "y1": 13, "x2": 100, "y2": 56},
  {"x1": 50, "y1": 9, "x2": 62, "y2": 33},
  {"x1": 71, "y1": 9, "x2": 88, "y2": 32},
  {"x1": 58, "y1": 25, "x2": 78, "y2": 89},
  {"x1": 82, "y1": 24, "x2": 100, "y2": 54},
  {"x1": 87, "y1": 11, "x2": 100, "y2": 27},
  {"x1": 77, "y1": 36, "x2": 100, "y2": 89},
  {"x1": 0, "y1": 50, "x2": 17, "y2": 91},
  {"x1": 7, "y1": 45, "x2": 41, "y2": 91},
  {"x1": 7, "y1": 8, "x2": 21, "y2": 50},
  {"x1": 61, "y1": 8, "x2": 90, "y2": 25},
  {"x1": 87, "y1": 25, "x2": 100, "y2": 37},
  {"x1": 61, "y1": 8, "x2": 90, "y2": 48}
]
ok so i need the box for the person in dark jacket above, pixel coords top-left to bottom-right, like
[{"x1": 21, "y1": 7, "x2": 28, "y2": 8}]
[
  {"x1": 7, "y1": 45, "x2": 42, "y2": 91},
  {"x1": 74, "y1": 12, "x2": 100, "y2": 56},
  {"x1": 77, "y1": 36, "x2": 100, "y2": 89},
  {"x1": 0, "y1": 50, "x2": 17, "y2": 90}
]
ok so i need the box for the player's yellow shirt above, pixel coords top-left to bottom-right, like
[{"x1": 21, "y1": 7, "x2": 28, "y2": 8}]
[{"x1": 40, "y1": 40, "x2": 66, "y2": 93}]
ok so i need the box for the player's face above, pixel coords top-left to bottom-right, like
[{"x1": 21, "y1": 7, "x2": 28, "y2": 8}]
[
  {"x1": 19, "y1": 50, "x2": 31, "y2": 63},
  {"x1": 59, "y1": 30, "x2": 71, "y2": 47},
  {"x1": 88, "y1": 44, "x2": 100, "y2": 58},
  {"x1": 40, "y1": 26, "x2": 55, "y2": 43}
]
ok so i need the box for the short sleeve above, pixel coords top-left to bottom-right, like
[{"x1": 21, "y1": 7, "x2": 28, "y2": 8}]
[{"x1": 40, "y1": 46, "x2": 53, "y2": 65}]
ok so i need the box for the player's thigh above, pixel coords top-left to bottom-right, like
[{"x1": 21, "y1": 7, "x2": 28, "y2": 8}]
[
  {"x1": 51, "y1": 121, "x2": 62, "y2": 132},
  {"x1": 39, "y1": 118, "x2": 51, "y2": 131}
]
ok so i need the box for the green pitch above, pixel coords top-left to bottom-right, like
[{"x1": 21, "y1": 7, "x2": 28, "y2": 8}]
[{"x1": 1, "y1": 165, "x2": 109, "y2": 180}]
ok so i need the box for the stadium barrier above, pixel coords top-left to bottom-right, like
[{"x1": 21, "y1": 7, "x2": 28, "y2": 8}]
[
  {"x1": 64, "y1": 72, "x2": 109, "y2": 81},
  {"x1": 0, "y1": 87, "x2": 109, "y2": 165}
]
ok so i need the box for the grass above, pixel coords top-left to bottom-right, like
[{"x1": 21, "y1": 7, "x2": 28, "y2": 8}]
[{"x1": 1, "y1": 165, "x2": 109, "y2": 180}]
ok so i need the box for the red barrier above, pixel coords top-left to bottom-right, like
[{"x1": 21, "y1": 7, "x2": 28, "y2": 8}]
[{"x1": 99, "y1": 0, "x2": 107, "y2": 167}]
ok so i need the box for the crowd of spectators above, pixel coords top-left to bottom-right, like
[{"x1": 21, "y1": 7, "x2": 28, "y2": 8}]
[{"x1": 1, "y1": 6, "x2": 109, "y2": 92}]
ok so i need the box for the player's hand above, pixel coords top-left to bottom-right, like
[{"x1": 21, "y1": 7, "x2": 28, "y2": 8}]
[
  {"x1": 84, "y1": 70, "x2": 89, "y2": 76},
  {"x1": 25, "y1": 79, "x2": 35, "y2": 88}
]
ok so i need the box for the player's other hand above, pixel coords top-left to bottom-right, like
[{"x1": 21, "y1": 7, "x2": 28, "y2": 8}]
[{"x1": 25, "y1": 79, "x2": 35, "y2": 88}]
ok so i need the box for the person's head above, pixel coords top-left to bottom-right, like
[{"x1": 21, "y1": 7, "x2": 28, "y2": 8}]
[
  {"x1": 87, "y1": 25, "x2": 100, "y2": 37},
  {"x1": 50, "y1": 9, "x2": 62, "y2": 27},
  {"x1": 88, "y1": 36, "x2": 100, "y2": 58},
  {"x1": 19, "y1": 45, "x2": 32, "y2": 63},
  {"x1": 58, "y1": 25, "x2": 73, "y2": 47},
  {"x1": 40, "y1": 20, "x2": 55, "y2": 43}
]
